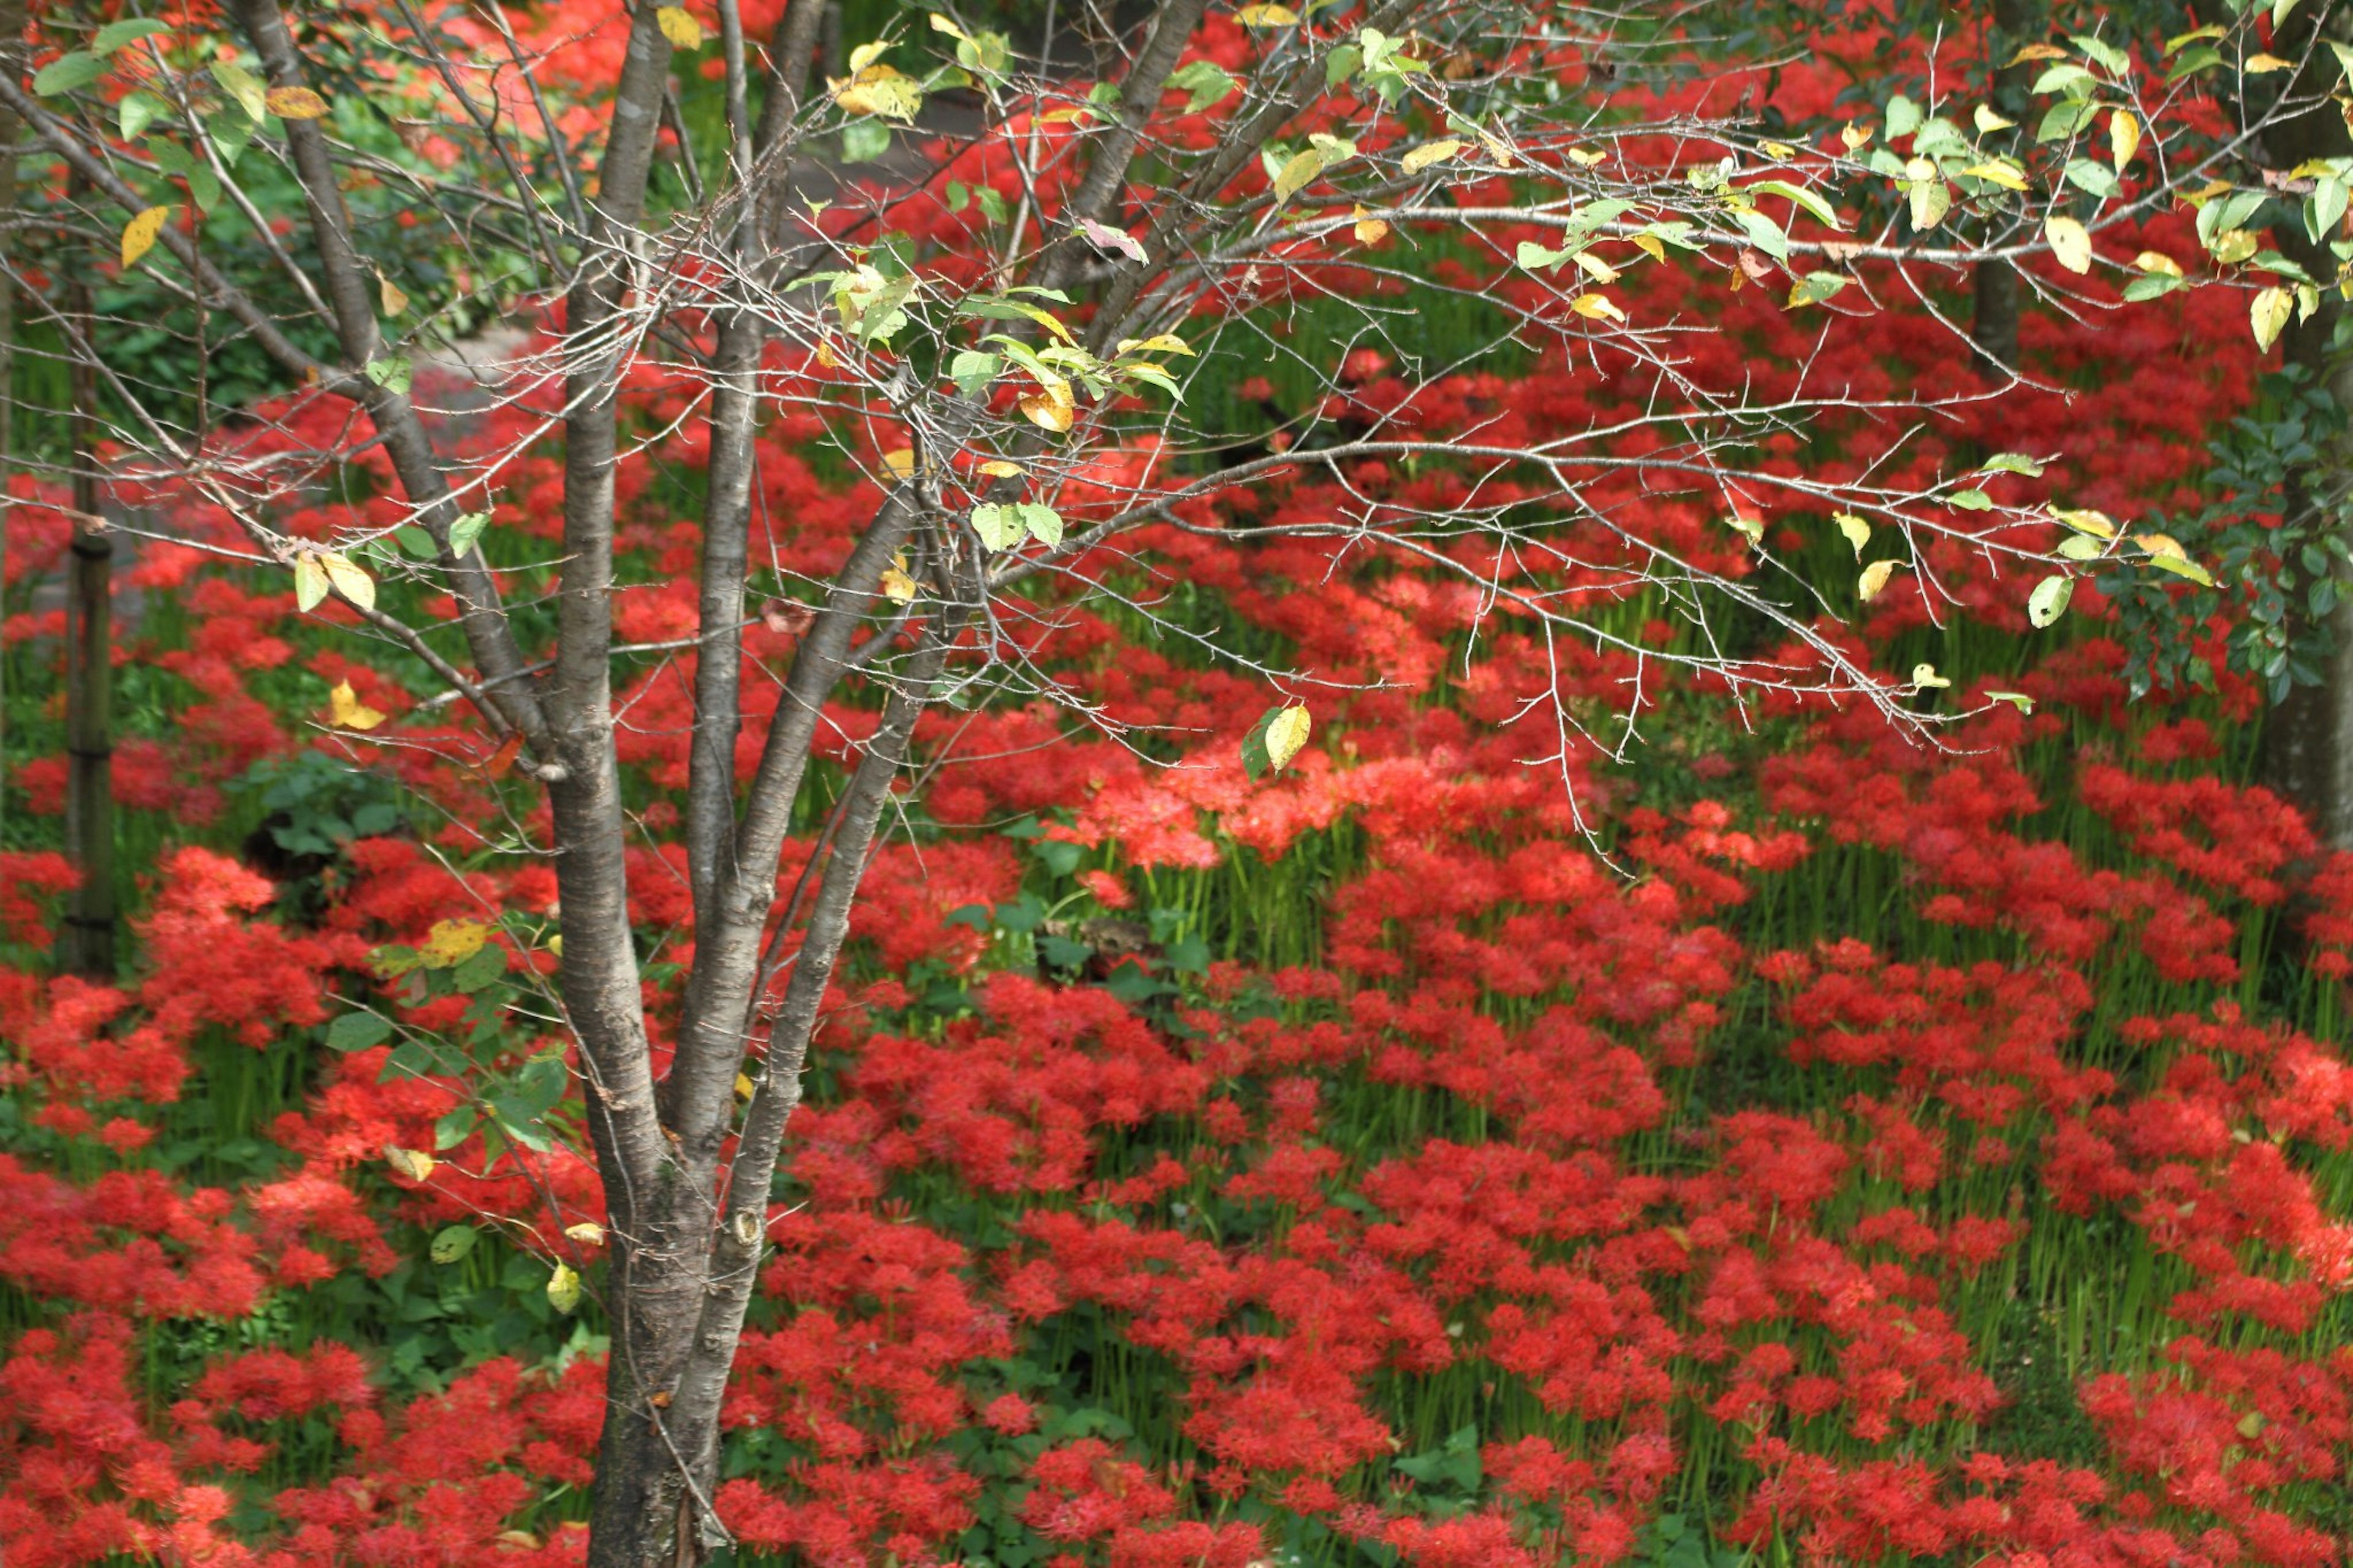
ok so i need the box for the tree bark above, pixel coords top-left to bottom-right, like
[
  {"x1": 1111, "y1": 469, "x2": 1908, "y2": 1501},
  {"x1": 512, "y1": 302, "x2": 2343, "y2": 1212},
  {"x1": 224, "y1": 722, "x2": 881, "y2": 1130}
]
[
  {"x1": 57, "y1": 222, "x2": 111, "y2": 977},
  {"x1": 1969, "y1": 0, "x2": 2039, "y2": 381},
  {"x1": 2259, "y1": 3, "x2": 2353, "y2": 848}
]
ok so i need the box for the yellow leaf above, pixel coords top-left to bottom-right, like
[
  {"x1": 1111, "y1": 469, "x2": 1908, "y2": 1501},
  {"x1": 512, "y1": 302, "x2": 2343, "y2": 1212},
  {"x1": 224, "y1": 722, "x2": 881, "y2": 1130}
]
[
  {"x1": 977, "y1": 458, "x2": 1024, "y2": 477},
  {"x1": 421, "y1": 918, "x2": 491, "y2": 968},
  {"x1": 1972, "y1": 104, "x2": 2015, "y2": 135},
  {"x1": 1859, "y1": 559, "x2": 1900, "y2": 600},
  {"x1": 385, "y1": 1146, "x2": 436, "y2": 1181},
  {"x1": 2005, "y1": 43, "x2": 2069, "y2": 65},
  {"x1": 656, "y1": 6, "x2": 703, "y2": 48},
  {"x1": 1912, "y1": 662, "x2": 1952, "y2": 689},
  {"x1": 1566, "y1": 146, "x2": 1606, "y2": 167},
  {"x1": 1574, "y1": 250, "x2": 1618, "y2": 283},
  {"x1": 1833, "y1": 512, "x2": 1870, "y2": 557},
  {"x1": 1265, "y1": 704, "x2": 1311, "y2": 771},
  {"x1": 1040, "y1": 105, "x2": 1096, "y2": 124},
  {"x1": 735, "y1": 1073, "x2": 756, "y2": 1099},
  {"x1": 1631, "y1": 232, "x2": 1665, "y2": 263},
  {"x1": 1570, "y1": 292, "x2": 1624, "y2": 322},
  {"x1": 881, "y1": 553, "x2": 919, "y2": 604},
  {"x1": 2050, "y1": 506, "x2": 2115, "y2": 538},
  {"x1": 2044, "y1": 213, "x2": 2093, "y2": 275},
  {"x1": 1841, "y1": 122, "x2": 1873, "y2": 151},
  {"x1": 1019, "y1": 378, "x2": 1075, "y2": 433},
  {"x1": 2135, "y1": 250, "x2": 2183, "y2": 278},
  {"x1": 380, "y1": 273, "x2": 409, "y2": 316},
  {"x1": 121, "y1": 205, "x2": 169, "y2": 268},
  {"x1": 847, "y1": 39, "x2": 890, "y2": 72},
  {"x1": 834, "y1": 63, "x2": 922, "y2": 120},
  {"x1": 328, "y1": 680, "x2": 386, "y2": 731},
  {"x1": 1961, "y1": 160, "x2": 2029, "y2": 192},
  {"x1": 929, "y1": 12, "x2": 971, "y2": 41},
  {"x1": 2110, "y1": 109, "x2": 2140, "y2": 173},
  {"x1": 265, "y1": 85, "x2": 328, "y2": 119},
  {"x1": 2149, "y1": 553, "x2": 2216, "y2": 588},
  {"x1": 2245, "y1": 52, "x2": 2292, "y2": 72},
  {"x1": 1760, "y1": 140, "x2": 1796, "y2": 161},
  {"x1": 2252, "y1": 285, "x2": 2294, "y2": 352},
  {"x1": 320, "y1": 551, "x2": 376, "y2": 611},
  {"x1": 1401, "y1": 139, "x2": 1461, "y2": 174},
  {"x1": 564, "y1": 1222, "x2": 606, "y2": 1245},
  {"x1": 1115, "y1": 333, "x2": 1195, "y2": 357},
  {"x1": 1272, "y1": 147, "x2": 1325, "y2": 203},
  {"x1": 1352, "y1": 204, "x2": 1389, "y2": 244},
  {"x1": 1235, "y1": 3, "x2": 1298, "y2": 25},
  {"x1": 547, "y1": 1263, "x2": 582, "y2": 1314},
  {"x1": 881, "y1": 447, "x2": 916, "y2": 480}
]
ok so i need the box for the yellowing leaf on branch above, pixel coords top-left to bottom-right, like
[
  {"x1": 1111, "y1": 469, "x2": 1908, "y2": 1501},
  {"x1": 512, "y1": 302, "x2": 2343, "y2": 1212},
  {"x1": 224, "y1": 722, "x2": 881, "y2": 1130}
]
[
  {"x1": 2044, "y1": 213, "x2": 2093, "y2": 275},
  {"x1": 656, "y1": 6, "x2": 703, "y2": 47},
  {"x1": 265, "y1": 85, "x2": 328, "y2": 118},
  {"x1": 120, "y1": 205, "x2": 169, "y2": 268},
  {"x1": 2110, "y1": 109, "x2": 2140, "y2": 172},
  {"x1": 833, "y1": 63, "x2": 922, "y2": 119},
  {"x1": 1859, "y1": 559, "x2": 1900, "y2": 600},
  {"x1": 881, "y1": 447, "x2": 917, "y2": 480},
  {"x1": 1272, "y1": 147, "x2": 1327, "y2": 203},
  {"x1": 1401, "y1": 139, "x2": 1463, "y2": 175},
  {"x1": 2251, "y1": 285, "x2": 2294, "y2": 352},
  {"x1": 1962, "y1": 160, "x2": 2029, "y2": 192},
  {"x1": 879, "y1": 552, "x2": 919, "y2": 604},
  {"x1": 2006, "y1": 42, "x2": 2069, "y2": 65},
  {"x1": 1912, "y1": 662, "x2": 1952, "y2": 689},
  {"x1": 379, "y1": 273, "x2": 409, "y2": 316},
  {"x1": 2244, "y1": 52, "x2": 2293, "y2": 72},
  {"x1": 1352, "y1": 205, "x2": 1389, "y2": 244},
  {"x1": 1235, "y1": 3, "x2": 1298, "y2": 25},
  {"x1": 564, "y1": 1222, "x2": 606, "y2": 1245},
  {"x1": 1020, "y1": 377, "x2": 1076, "y2": 434},
  {"x1": 420, "y1": 918, "x2": 490, "y2": 968},
  {"x1": 384, "y1": 1146, "x2": 436, "y2": 1182},
  {"x1": 320, "y1": 551, "x2": 376, "y2": 612},
  {"x1": 1571, "y1": 292, "x2": 1624, "y2": 321},
  {"x1": 1833, "y1": 512, "x2": 1870, "y2": 557},
  {"x1": 328, "y1": 680, "x2": 386, "y2": 731},
  {"x1": 1972, "y1": 104, "x2": 2014, "y2": 135},
  {"x1": 547, "y1": 1263, "x2": 582, "y2": 1314}
]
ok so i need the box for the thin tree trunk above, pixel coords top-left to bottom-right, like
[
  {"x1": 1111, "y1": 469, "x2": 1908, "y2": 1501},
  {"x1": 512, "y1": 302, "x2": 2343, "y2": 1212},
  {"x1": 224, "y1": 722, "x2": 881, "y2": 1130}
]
[
  {"x1": 2259, "y1": 3, "x2": 2353, "y2": 849},
  {"x1": 58, "y1": 206, "x2": 111, "y2": 977},
  {"x1": 0, "y1": 0, "x2": 20, "y2": 847},
  {"x1": 1970, "y1": 0, "x2": 2038, "y2": 381}
]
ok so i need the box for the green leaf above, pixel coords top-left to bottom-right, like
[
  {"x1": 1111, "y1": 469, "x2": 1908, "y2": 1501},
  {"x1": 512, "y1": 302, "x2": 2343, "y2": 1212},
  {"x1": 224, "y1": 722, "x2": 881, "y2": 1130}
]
[
  {"x1": 1947, "y1": 488, "x2": 1995, "y2": 510},
  {"x1": 1979, "y1": 452, "x2": 2045, "y2": 477},
  {"x1": 117, "y1": 91, "x2": 170, "y2": 140},
  {"x1": 430, "y1": 1224, "x2": 478, "y2": 1264},
  {"x1": 33, "y1": 52, "x2": 102, "y2": 96},
  {"x1": 94, "y1": 18, "x2": 172, "y2": 55},
  {"x1": 446, "y1": 510, "x2": 491, "y2": 558},
  {"x1": 1515, "y1": 240, "x2": 1572, "y2": 272},
  {"x1": 2027, "y1": 574, "x2": 2072, "y2": 627},
  {"x1": 842, "y1": 119, "x2": 890, "y2": 162},
  {"x1": 1167, "y1": 59, "x2": 1237, "y2": 113},
  {"x1": 1019, "y1": 503, "x2": 1064, "y2": 547},
  {"x1": 210, "y1": 58, "x2": 267, "y2": 121},
  {"x1": 365, "y1": 355, "x2": 414, "y2": 395},
  {"x1": 970, "y1": 502, "x2": 1022, "y2": 551},
  {"x1": 327, "y1": 1010, "x2": 393, "y2": 1051},
  {"x1": 949, "y1": 349, "x2": 999, "y2": 400},
  {"x1": 2062, "y1": 159, "x2": 2116, "y2": 199},
  {"x1": 293, "y1": 554, "x2": 329, "y2": 612},
  {"x1": 1884, "y1": 94, "x2": 1923, "y2": 140},
  {"x1": 1731, "y1": 205, "x2": 1788, "y2": 260},
  {"x1": 1745, "y1": 177, "x2": 1841, "y2": 230}
]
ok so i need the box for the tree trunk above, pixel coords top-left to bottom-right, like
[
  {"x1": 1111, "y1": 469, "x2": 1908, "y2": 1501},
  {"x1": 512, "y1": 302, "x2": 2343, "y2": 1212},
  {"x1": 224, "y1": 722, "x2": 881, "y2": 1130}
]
[
  {"x1": 1969, "y1": 0, "x2": 2038, "y2": 380},
  {"x1": 2259, "y1": 4, "x2": 2353, "y2": 848},
  {"x1": 56, "y1": 182, "x2": 110, "y2": 977}
]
